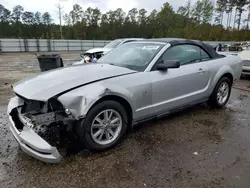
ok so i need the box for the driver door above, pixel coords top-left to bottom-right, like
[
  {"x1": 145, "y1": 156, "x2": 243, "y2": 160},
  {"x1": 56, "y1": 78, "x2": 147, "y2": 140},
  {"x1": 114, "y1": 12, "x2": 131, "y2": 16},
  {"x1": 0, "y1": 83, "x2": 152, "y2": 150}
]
[{"x1": 149, "y1": 44, "x2": 211, "y2": 116}]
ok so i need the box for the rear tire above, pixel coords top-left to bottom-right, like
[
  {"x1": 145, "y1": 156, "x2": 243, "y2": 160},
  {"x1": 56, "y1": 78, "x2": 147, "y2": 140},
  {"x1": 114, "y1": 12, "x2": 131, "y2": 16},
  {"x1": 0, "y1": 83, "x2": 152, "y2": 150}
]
[
  {"x1": 208, "y1": 77, "x2": 232, "y2": 108},
  {"x1": 77, "y1": 100, "x2": 128, "y2": 151}
]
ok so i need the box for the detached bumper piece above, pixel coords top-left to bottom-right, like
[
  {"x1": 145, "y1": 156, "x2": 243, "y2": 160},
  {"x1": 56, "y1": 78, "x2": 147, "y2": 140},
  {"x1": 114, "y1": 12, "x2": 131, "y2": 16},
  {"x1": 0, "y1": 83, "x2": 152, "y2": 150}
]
[{"x1": 7, "y1": 96, "x2": 75, "y2": 163}]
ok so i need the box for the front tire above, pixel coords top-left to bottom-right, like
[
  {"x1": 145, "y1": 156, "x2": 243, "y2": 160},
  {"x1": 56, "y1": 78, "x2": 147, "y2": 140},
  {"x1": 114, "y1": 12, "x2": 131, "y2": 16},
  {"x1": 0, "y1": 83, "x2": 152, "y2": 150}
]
[
  {"x1": 78, "y1": 100, "x2": 128, "y2": 151},
  {"x1": 208, "y1": 77, "x2": 232, "y2": 108}
]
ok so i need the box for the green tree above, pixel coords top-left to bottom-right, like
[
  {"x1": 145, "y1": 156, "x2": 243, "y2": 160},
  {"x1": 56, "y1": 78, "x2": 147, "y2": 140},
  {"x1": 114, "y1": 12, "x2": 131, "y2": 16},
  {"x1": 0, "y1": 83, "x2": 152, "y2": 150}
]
[
  {"x1": 22, "y1": 11, "x2": 35, "y2": 24},
  {"x1": 2, "y1": 2, "x2": 250, "y2": 41},
  {"x1": 84, "y1": 7, "x2": 101, "y2": 26},
  {"x1": 42, "y1": 12, "x2": 52, "y2": 25},
  {"x1": 12, "y1": 5, "x2": 24, "y2": 23},
  {"x1": 177, "y1": 0, "x2": 192, "y2": 18},
  {"x1": 34, "y1": 11, "x2": 41, "y2": 24},
  {"x1": 155, "y1": 2, "x2": 175, "y2": 37},
  {"x1": 202, "y1": 0, "x2": 214, "y2": 23},
  {"x1": 70, "y1": 4, "x2": 83, "y2": 25},
  {"x1": 244, "y1": 4, "x2": 250, "y2": 27},
  {"x1": 215, "y1": 0, "x2": 227, "y2": 25},
  {"x1": 235, "y1": 0, "x2": 248, "y2": 30},
  {"x1": 147, "y1": 9, "x2": 158, "y2": 37},
  {"x1": 0, "y1": 5, "x2": 11, "y2": 22},
  {"x1": 192, "y1": 1, "x2": 203, "y2": 23},
  {"x1": 63, "y1": 13, "x2": 71, "y2": 25}
]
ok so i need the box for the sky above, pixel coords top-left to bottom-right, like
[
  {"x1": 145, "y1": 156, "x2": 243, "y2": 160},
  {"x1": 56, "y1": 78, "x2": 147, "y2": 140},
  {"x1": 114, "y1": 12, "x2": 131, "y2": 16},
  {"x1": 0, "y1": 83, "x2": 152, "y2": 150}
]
[{"x1": 0, "y1": 0, "x2": 188, "y2": 24}]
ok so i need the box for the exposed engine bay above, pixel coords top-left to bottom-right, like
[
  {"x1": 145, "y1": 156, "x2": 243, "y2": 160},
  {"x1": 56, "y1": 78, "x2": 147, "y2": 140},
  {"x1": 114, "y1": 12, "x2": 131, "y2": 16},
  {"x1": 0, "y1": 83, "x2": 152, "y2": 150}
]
[
  {"x1": 10, "y1": 95, "x2": 80, "y2": 155},
  {"x1": 80, "y1": 51, "x2": 104, "y2": 63}
]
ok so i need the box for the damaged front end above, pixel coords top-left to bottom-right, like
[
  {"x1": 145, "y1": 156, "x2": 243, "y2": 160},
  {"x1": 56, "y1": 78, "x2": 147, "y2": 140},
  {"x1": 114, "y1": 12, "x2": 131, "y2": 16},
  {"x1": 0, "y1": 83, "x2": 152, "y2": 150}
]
[
  {"x1": 7, "y1": 95, "x2": 77, "y2": 163},
  {"x1": 83, "y1": 52, "x2": 104, "y2": 63},
  {"x1": 73, "y1": 52, "x2": 104, "y2": 65}
]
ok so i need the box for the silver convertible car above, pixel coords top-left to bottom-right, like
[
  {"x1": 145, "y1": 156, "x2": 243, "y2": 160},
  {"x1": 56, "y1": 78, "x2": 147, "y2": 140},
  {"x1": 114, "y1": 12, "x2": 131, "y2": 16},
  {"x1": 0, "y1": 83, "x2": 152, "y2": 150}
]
[{"x1": 7, "y1": 38, "x2": 242, "y2": 163}]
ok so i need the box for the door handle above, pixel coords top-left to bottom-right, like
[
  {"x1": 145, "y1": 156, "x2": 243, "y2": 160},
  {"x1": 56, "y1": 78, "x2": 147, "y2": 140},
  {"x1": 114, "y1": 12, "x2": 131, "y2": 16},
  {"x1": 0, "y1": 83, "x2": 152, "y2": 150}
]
[{"x1": 198, "y1": 68, "x2": 205, "y2": 74}]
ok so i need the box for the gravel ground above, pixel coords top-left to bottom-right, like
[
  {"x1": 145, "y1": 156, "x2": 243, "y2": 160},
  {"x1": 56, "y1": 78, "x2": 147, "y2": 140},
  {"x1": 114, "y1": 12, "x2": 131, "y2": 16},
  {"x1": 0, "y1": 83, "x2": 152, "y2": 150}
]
[{"x1": 0, "y1": 52, "x2": 250, "y2": 188}]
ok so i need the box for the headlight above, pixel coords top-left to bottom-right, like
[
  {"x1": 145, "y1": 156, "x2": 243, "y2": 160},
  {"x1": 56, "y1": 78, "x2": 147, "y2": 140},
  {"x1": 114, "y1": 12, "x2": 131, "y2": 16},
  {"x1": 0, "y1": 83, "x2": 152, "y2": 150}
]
[{"x1": 65, "y1": 108, "x2": 71, "y2": 115}]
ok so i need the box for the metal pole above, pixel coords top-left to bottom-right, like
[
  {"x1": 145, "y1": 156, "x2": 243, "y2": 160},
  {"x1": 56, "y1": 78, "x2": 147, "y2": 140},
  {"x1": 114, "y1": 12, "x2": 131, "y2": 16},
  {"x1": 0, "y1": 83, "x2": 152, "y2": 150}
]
[
  {"x1": 24, "y1": 39, "x2": 28, "y2": 52},
  {"x1": 47, "y1": 39, "x2": 51, "y2": 52},
  {"x1": 36, "y1": 39, "x2": 40, "y2": 52},
  {"x1": 56, "y1": 4, "x2": 63, "y2": 39},
  {"x1": 53, "y1": 40, "x2": 55, "y2": 51},
  {"x1": 19, "y1": 39, "x2": 22, "y2": 52},
  {"x1": 67, "y1": 40, "x2": 69, "y2": 52}
]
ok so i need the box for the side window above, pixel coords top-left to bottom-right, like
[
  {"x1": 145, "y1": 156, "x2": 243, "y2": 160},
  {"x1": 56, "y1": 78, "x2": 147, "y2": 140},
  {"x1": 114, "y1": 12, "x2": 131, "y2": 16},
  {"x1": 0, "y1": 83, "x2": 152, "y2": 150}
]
[
  {"x1": 161, "y1": 44, "x2": 202, "y2": 66},
  {"x1": 200, "y1": 48, "x2": 211, "y2": 61}
]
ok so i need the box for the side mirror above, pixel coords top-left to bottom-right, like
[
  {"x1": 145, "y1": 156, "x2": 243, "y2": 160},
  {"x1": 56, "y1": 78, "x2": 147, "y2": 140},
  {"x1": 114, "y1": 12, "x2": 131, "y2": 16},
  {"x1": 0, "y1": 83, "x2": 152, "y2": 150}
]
[{"x1": 156, "y1": 60, "x2": 180, "y2": 71}]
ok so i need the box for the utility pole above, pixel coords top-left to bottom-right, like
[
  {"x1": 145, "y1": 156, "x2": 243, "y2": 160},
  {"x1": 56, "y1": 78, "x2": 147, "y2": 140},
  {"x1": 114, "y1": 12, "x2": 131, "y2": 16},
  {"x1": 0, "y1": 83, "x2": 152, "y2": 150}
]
[{"x1": 56, "y1": 3, "x2": 63, "y2": 39}]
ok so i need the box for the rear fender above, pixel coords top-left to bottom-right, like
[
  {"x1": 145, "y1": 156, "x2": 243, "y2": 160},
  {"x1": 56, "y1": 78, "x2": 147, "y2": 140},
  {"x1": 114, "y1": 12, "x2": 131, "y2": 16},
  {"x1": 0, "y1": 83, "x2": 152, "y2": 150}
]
[{"x1": 209, "y1": 65, "x2": 234, "y2": 94}]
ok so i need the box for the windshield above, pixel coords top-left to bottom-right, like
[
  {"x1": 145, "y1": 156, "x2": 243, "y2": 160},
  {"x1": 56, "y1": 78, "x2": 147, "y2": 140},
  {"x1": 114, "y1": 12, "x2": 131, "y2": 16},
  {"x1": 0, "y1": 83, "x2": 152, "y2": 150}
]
[
  {"x1": 103, "y1": 39, "x2": 123, "y2": 48},
  {"x1": 98, "y1": 42, "x2": 164, "y2": 71}
]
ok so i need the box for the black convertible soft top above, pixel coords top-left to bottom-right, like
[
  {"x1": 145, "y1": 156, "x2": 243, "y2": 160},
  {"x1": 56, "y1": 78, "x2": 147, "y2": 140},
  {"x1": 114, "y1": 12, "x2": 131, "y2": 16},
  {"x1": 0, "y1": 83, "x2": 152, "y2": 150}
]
[{"x1": 140, "y1": 38, "x2": 222, "y2": 59}]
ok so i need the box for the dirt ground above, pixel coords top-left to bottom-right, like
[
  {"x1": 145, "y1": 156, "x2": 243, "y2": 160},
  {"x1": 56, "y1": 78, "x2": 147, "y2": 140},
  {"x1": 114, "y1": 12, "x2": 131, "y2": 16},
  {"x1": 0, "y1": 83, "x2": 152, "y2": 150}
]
[{"x1": 0, "y1": 52, "x2": 250, "y2": 188}]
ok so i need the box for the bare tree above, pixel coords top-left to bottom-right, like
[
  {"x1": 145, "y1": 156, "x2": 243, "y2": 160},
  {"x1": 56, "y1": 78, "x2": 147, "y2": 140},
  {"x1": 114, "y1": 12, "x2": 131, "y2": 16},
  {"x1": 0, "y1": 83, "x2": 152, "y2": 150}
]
[{"x1": 56, "y1": 3, "x2": 63, "y2": 39}]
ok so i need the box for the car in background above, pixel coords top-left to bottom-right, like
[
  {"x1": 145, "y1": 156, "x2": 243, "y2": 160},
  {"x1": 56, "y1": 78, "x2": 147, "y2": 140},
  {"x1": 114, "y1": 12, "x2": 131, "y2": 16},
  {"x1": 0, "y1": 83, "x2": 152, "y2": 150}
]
[
  {"x1": 7, "y1": 38, "x2": 242, "y2": 163},
  {"x1": 238, "y1": 50, "x2": 250, "y2": 77},
  {"x1": 72, "y1": 38, "x2": 143, "y2": 65},
  {"x1": 206, "y1": 43, "x2": 239, "y2": 56}
]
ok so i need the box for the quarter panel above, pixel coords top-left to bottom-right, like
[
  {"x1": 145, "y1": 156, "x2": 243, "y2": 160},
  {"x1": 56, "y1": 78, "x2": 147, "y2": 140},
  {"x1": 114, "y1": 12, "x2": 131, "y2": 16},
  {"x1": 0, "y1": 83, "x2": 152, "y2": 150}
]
[{"x1": 205, "y1": 55, "x2": 242, "y2": 95}]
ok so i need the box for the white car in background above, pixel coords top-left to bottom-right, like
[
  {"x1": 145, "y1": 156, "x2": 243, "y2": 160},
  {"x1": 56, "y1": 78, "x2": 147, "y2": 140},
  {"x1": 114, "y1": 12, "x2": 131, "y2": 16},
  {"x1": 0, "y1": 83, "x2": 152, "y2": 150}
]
[
  {"x1": 238, "y1": 50, "x2": 250, "y2": 76},
  {"x1": 73, "y1": 38, "x2": 143, "y2": 65}
]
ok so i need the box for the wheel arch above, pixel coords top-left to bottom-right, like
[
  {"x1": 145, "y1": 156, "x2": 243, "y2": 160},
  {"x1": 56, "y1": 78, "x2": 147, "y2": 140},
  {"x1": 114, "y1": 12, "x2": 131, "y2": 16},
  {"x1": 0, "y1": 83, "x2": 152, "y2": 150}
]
[
  {"x1": 209, "y1": 69, "x2": 233, "y2": 98},
  {"x1": 220, "y1": 72, "x2": 233, "y2": 85},
  {"x1": 208, "y1": 65, "x2": 234, "y2": 97},
  {"x1": 212, "y1": 65, "x2": 234, "y2": 87},
  {"x1": 208, "y1": 72, "x2": 233, "y2": 108},
  {"x1": 87, "y1": 95, "x2": 133, "y2": 128}
]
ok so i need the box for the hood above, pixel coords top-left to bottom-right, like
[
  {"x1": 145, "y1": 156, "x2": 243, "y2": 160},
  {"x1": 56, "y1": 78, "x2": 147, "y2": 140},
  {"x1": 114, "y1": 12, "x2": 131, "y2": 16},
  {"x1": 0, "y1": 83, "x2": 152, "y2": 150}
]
[
  {"x1": 85, "y1": 48, "x2": 113, "y2": 54},
  {"x1": 13, "y1": 64, "x2": 136, "y2": 101}
]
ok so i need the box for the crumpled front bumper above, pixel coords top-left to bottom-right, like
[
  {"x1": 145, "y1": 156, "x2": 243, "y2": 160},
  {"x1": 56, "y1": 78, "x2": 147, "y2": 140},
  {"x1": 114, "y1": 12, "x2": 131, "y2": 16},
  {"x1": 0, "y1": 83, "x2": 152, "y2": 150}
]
[{"x1": 7, "y1": 97, "x2": 62, "y2": 163}]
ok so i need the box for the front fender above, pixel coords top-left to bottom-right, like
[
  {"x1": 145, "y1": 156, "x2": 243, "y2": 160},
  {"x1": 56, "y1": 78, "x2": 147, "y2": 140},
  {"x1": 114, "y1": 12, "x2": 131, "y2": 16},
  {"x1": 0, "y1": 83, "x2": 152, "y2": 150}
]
[
  {"x1": 7, "y1": 96, "x2": 24, "y2": 114},
  {"x1": 57, "y1": 82, "x2": 134, "y2": 119}
]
